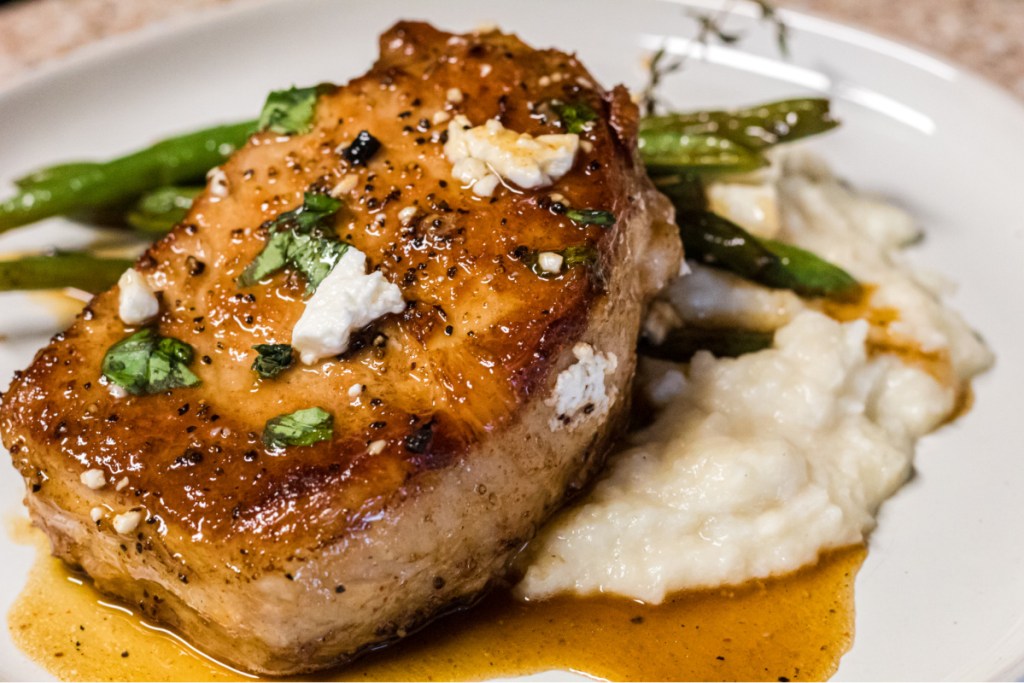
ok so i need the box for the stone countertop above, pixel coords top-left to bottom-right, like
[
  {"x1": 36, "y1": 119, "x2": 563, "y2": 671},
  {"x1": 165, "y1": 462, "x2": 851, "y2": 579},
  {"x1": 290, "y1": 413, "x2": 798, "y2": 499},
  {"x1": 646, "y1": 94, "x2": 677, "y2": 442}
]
[{"x1": 0, "y1": 0, "x2": 1022, "y2": 98}]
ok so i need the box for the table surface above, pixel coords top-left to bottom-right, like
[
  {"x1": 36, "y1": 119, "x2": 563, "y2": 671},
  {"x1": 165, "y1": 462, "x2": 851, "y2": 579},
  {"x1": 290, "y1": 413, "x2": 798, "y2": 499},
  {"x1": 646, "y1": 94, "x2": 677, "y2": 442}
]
[{"x1": 0, "y1": 0, "x2": 1022, "y2": 98}]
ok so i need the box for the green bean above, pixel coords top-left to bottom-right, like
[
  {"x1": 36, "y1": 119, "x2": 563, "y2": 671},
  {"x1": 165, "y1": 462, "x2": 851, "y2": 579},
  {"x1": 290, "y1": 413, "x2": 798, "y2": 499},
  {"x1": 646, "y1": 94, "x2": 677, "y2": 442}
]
[
  {"x1": 125, "y1": 186, "x2": 203, "y2": 235},
  {"x1": 651, "y1": 173, "x2": 708, "y2": 213},
  {"x1": 14, "y1": 162, "x2": 100, "y2": 190},
  {"x1": 678, "y1": 210, "x2": 861, "y2": 300},
  {"x1": 639, "y1": 129, "x2": 768, "y2": 175},
  {"x1": 640, "y1": 326, "x2": 774, "y2": 362},
  {"x1": 0, "y1": 120, "x2": 255, "y2": 233},
  {"x1": 0, "y1": 253, "x2": 134, "y2": 292},
  {"x1": 760, "y1": 238, "x2": 862, "y2": 301},
  {"x1": 640, "y1": 98, "x2": 838, "y2": 152}
]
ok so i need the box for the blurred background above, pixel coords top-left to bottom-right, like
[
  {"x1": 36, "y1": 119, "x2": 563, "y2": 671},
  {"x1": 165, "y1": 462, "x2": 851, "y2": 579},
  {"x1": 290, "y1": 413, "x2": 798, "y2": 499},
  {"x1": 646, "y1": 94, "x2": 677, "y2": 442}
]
[{"x1": 0, "y1": 0, "x2": 1022, "y2": 98}]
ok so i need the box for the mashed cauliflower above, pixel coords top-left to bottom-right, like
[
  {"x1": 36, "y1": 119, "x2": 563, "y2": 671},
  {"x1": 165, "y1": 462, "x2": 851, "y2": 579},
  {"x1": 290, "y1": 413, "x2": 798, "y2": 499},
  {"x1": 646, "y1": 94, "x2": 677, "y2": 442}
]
[{"x1": 517, "y1": 149, "x2": 993, "y2": 604}]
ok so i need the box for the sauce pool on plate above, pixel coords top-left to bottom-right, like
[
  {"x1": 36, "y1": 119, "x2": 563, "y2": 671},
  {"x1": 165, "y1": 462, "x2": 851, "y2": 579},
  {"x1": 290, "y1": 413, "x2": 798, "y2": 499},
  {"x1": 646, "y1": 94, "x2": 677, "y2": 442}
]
[{"x1": 8, "y1": 519, "x2": 863, "y2": 682}]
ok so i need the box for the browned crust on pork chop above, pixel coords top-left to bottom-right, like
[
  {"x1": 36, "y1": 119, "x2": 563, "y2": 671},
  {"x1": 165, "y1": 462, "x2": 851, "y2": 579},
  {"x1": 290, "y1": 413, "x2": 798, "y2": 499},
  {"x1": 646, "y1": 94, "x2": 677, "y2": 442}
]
[{"x1": 1, "y1": 22, "x2": 680, "y2": 674}]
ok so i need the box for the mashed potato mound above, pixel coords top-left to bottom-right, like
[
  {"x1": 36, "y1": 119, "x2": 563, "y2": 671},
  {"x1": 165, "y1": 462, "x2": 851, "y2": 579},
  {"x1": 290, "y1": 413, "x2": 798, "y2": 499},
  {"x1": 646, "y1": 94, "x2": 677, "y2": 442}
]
[{"x1": 517, "y1": 149, "x2": 993, "y2": 604}]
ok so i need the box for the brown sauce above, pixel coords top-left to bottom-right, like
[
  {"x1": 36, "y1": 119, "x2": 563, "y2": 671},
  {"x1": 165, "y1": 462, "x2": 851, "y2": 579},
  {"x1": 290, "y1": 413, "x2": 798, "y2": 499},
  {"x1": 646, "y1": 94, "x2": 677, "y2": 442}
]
[
  {"x1": 8, "y1": 519, "x2": 864, "y2": 682},
  {"x1": 816, "y1": 285, "x2": 962, "y2": 397}
]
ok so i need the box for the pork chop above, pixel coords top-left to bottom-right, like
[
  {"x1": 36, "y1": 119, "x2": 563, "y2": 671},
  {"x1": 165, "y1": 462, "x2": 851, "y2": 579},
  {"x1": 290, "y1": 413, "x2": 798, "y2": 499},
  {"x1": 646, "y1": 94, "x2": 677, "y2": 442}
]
[{"x1": 0, "y1": 22, "x2": 680, "y2": 675}]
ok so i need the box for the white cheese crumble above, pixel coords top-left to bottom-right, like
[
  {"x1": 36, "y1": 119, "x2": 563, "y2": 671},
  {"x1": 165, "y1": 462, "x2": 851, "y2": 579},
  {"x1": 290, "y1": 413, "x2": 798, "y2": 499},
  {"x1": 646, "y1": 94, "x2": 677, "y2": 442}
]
[
  {"x1": 79, "y1": 469, "x2": 106, "y2": 490},
  {"x1": 206, "y1": 166, "x2": 229, "y2": 199},
  {"x1": 537, "y1": 251, "x2": 564, "y2": 274},
  {"x1": 367, "y1": 440, "x2": 386, "y2": 455},
  {"x1": 291, "y1": 247, "x2": 405, "y2": 365},
  {"x1": 117, "y1": 268, "x2": 159, "y2": 326},
  {"x1": 112, "y1": 509, "x2": 143, "y2": 535},
  {"x1": 398, "y1": 206, "x2": 418, "y2": 225},
  {"x1": 107, "y1": 382, "x2": 128, "y2": 399},
  {"x1": 347, "y1": 383, "x2": 363, "y2": 398},
  {"x1": 115, "y1": 477, "x2": 130, "y2": 492},
  {"x1": 446, "y1": 87, "x2": 464, "y2": 104},
  {"x1": 432, "y1": 110, "x2": 451, "y2": 125},
  {"x1": 545, "y1": 343, "x2": 618, "y2": 432},
  {"x1": 89, "y1": 507, "x2": 104, "y2": 522},
  {"x1": 444, "y1": 115, "x2": 579, "y2": 197}
]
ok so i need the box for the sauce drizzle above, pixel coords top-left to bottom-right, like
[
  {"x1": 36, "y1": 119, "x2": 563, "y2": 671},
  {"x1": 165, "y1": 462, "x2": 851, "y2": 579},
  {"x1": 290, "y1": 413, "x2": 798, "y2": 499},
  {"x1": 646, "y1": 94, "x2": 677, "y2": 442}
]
[{"x1": 9, "y1": 521, "x2": 864, "y2": 682}]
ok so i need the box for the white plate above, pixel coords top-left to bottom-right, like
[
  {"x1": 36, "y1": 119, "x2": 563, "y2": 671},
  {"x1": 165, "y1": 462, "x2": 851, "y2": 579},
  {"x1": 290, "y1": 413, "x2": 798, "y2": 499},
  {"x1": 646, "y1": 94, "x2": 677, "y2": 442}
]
[{"x1": 1, "y1": 0, "x2": 1023, "y2": 680}]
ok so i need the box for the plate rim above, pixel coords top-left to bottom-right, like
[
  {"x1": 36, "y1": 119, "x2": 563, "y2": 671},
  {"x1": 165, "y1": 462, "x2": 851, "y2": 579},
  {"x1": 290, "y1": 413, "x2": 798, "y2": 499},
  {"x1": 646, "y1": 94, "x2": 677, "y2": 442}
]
[{"x1": 0, "y1": 1, "x2": 1023, "y2": 680}]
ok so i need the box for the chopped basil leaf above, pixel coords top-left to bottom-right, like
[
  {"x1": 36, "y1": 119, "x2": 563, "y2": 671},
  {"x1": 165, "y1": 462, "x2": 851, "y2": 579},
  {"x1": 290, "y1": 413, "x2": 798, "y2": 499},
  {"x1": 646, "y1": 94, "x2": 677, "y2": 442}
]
[
  {"x1": 342, "y1": 130, "x2": 382, "y2": 166},
  {"x1": 286, "y1": 231, "x2": 350, "y2": 290},
  {"x1": 252, "y1": 344, "x2": 294, "y2": 379},
  {"x1": 101, "y1": 329, "x2": 201, "y2": 396},
  {"x1": 552, "y1": 101, "x2": 598, "y2": 134},
  {"x1": 258, "y1": 85, "x2": 328, "y2": 135},
  {"x1": 561, "y1": 245, "x2": 598, "y2": 268},
  {"x1": 237, "y1": 192, "x2": 348, "y2": 294},
  {"x1": 263, "y1": 407, "x2": 333, "y2": 448},
  {"x1": 269, "y1": 191, "x2": 343, "y2": 235},
  {"x1": 566, "y1": 209, "x2": 615, "y2": 227}
]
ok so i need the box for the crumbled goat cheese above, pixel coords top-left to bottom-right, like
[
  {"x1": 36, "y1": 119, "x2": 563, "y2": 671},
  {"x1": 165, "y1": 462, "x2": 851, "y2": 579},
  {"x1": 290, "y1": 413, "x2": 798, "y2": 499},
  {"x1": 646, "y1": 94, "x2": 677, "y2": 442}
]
[
  {"x1": 331, "y1": 173, "x2": 360, "y2": 197},
  {"x1": 545, "y1": 343, "x2": 618, "y2": 432},
  {"x1": 537, "y1": 251, "x2": 564, "y2": 274},
  {"x1": 107, "y1": 382, "x2": 128, "y2": 399},
  {"x1": 292, "y1": 247, "x2": 405, "y2": 365},
  {"x1": 432, "y1": 110, "x2": 451, "y2": 125},
  {"x1": 115, "y1": 477, "x2": 130, "y2": 492},
  {"x1": 398, "y1": 206, "x2": 418, "y2": 224},
  {"x1": 112, "y1": 510, "x2": 143, "y2": 535},
  {"x1": 348, "y1": 383, "x2": 363, "y2": 398},
  {"x1": 117, "y1": 268, "x2": 159, "y2": 325},
  {"x1": 80, "y1": 469, "x2": 106, "y2": 490},
  {"x1": 444, "y1": 115, "x2": 579, "y2": 197},
  {"x1": 446, "y1": 87, "x2": 464, "y2": 104},
  {"x1": 207, "y1": 166, "x2": 229, "y2": 199},
  {"x1": 367, "y1": 440, "x2": 386, "y2": 455},
  {"x1": 90, "y1": 507, "x2": 104, "y2": 522}
]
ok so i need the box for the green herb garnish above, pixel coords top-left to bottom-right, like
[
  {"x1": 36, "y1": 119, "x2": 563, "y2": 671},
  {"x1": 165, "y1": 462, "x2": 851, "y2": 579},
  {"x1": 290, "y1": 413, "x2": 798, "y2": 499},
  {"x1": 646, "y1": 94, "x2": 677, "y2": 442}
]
[
  {"x1": 552, "y1": 101, "x2": 598, "y2": 135},
  {"x1": 237, "y1": 192, "x2": 348, "y2": 294},
  {"x1": 101, "y1": 329, "x2": 201, "y2": 396},
  {"x1": 263, "y1": 407, "x2": 333, "y2": 449},
  {"x1": 565, "y1": 209, "x2": 615, "y2": 227},
  {"x1": 258, "y1": 85, "x2": 330, "y2": 135},
  {"x1": 252, "y1": 344, "x2": 294, "y2": 379}
]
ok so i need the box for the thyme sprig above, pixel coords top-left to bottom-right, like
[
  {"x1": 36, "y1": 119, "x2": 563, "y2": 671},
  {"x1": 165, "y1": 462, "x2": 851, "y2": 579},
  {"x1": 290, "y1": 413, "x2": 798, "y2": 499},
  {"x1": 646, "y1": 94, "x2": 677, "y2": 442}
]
[{"x1": 640, "y1": 0, "x2": 791, "y2": 116}]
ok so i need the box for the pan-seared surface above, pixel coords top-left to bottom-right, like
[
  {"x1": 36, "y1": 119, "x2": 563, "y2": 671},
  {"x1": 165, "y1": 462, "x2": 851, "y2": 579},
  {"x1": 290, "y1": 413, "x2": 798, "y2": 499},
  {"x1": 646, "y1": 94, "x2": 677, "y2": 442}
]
[{"x1": 1, "y1": 22, "x2": 680, "y2": 674}]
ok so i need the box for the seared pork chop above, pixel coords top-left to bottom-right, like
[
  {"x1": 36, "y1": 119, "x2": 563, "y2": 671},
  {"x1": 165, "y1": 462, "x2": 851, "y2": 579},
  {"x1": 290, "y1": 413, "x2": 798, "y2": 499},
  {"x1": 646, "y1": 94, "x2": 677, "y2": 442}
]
[{"x1": 1, "y1": 22, "x2": 680, "y2": 675}]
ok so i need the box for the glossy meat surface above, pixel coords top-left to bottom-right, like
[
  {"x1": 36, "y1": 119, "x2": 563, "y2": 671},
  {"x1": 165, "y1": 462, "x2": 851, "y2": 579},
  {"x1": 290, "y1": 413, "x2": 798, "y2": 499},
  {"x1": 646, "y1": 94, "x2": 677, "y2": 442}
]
[{"x1": 1, "y1": 22, "x2": 680, "y2": 674}]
